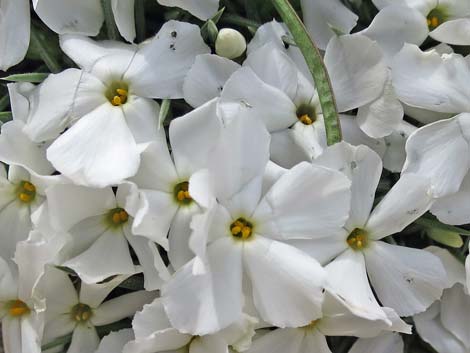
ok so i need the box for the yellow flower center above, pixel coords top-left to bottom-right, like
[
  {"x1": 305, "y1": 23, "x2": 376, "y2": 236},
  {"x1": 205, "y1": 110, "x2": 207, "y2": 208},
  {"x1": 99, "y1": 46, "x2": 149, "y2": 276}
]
[
  {"x1": 347, "y1": 228, "x2": 369, "y2": 250},
  {"x1": 427, "y1": 8, "x2": 447, "y2": 30},
  {"x1": 230, "y1": 217, "x2": 254, "y2": 240},
  {"x1": 71, "y1": 303, "x2": 93, "y2": 323},
  {"x1": 174, "y1": 181, "x2": 193, "y2": 205},
  {"x1": 296, "y1": 104, "x2": 317, "y2": 125},
  {"x1": 7, "y1": 300, "x2": 30, "y2": 317},
  {"x1": 17, "y1": 180, "x2": 36, "y2": 203},
  {"x1": 108, "y1": 207, "x2": 129, "y2": 226},
  {"x1": 302, "y1": 319, "x2": 319, "y2": 330},
  {"x1": 106, "y1": 82, "x2": 129, "y2": 106}
]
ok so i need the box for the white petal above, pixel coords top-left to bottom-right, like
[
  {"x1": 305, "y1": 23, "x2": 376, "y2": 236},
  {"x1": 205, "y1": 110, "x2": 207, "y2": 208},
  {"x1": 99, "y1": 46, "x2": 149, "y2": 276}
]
[
  {"x1": 325, "y1": 34, "x2": 387, "y2": 112},
  {"x1": 95, "y1": 329, "x2": 134, "y2": 353},
  {"x1": 244, "y1": 44, "x2": 299, "y2": 101},
  {"x1": 314, "y1": 142, "x2": 382, "y2": 230},
  {"x1": 348, "y1": 333, "x2": 404, "y2": 353},
  {"x1": 23, "y1": 69, "x2": 84, "y2": 142},
  {"x1": 0, "y1": 121, "x2": 54, "y2": 176},
  {"x1": 0, "y1": 0, "x2": 30, "y2": 71},
  {"x1": 431, "y1": 173, "x2": 470, "y2": 225},
  {"x1": 269, "y1": 129, "x2": 312, "y2": 168},
  {"x1": 183, "y1": 54, "x2": 240, "y2": 107},
  {"x1": 67, "y1": 324, "x2": 100, "y2": 353},
  {"x1": 391, "y1": 44, "x2": 470, "y2": 113},
  {"x1": 440, "y1": 284, "x2": 470, "y2": 349},
  {"x1": 111, "y1": 0, "x2": 136, "y2": 42},
  {"x1": 0, "y1": 202, "x2": 32, "y2": 264},
  {"x1": 92, "y1": 291, "x2": 155, "y2": 326},
  {"x1": 125, "y1": 21, "x2": 210, "y2": 99},
  {"x1": 47, "y1": 104, "x2": 140, "y2": 188},
  {"x1": 157, "y1": 0, "x2": 219, "y2": 20},
  {"x1": 254, "y1": 163, "x2": 351, "y2": 240},
  {"x1": 402, "y1": 114, "x2": 470, "y2": 197},
  {"x1": 426, "y1": 246, "x2": 466, "y2": 288},
  {"x1": 467, "y1": 255, "x2": 470, "y2": 291},
  {"x1": 60, "y1": 35, "x2": 137, "y2": 71},
  {"x1": 170, "y1": 99, "x2": 222, "y2": 177},
  {"x1": 365, "y1": 241, "x2": 447, "y2": 316},
  {"x1": 33, "y1": 0, "x2": 103, "y2": 36},
  {"x1": 64, "y1": 229, "x2": 136, "y2": 284},
  {"x1": 382, "y1": 120, "x2": 416, "y2": 173},
  {"x1": 415, "y1": 301, "x2": 468, "y2": 353},
  {"x1": 325, "y1": 249, "x2": 388, "y2": 321},
  {"x1": 301, "y1": 0, "x2": 358, "y2": 50},
  {"x1": 244, "y1": 328, "x2": 305, "y2": 353},
  {"x1": 79, "y1": 273, "x2": 135, "y2": 307},
  {"x1": 360, "y1": 5, "x2": 428, "y2": 58},
  {"x1": 372, "y1": 0, "x2": 436, "y2": 13},
  {"x1": 3, "y1": 315, "x2": 43, "y2": 353},
  {"x1": 287, "y1": 232, "x2": 348, "y2": 265},
  {"x1": 162, "y1": 237, "x2": 243, "y2": 335},
  {"x1": 122, "y1": 97, "x2": 160, "y2": 144},
  {"x1": 430, "y1": 18, "x2": 470, "y2": 45},
  {"x1": 190, "y1": 336, "x2": 229, "y2": 353},
  {"x1": 7, "y1": 82, "x2": 35, "y2": 123},
  {"x1": 42, "y1": 266, "x2": 78, "y2": 321},
  {"x1": 244, "y1": 236, "x2": 326, "y2": 327},
  {"x1": 356, "y1": 71, "x2": 404, "y2": 138},
  {"x1": 46, "y1": 184, "x2": 115, "y2": 231},
  {"x1": 366, "y1": 174, "x2": 433, "y2": 240},
  {"x1": 218, "y1": 67, "x2": 297, "y2": 132}
]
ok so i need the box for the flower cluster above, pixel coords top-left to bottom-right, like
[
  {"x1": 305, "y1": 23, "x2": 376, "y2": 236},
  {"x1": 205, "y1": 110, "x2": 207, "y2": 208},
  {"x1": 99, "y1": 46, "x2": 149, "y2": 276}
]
[{"x1": 1, "y1": 1, "x2": 470, "y2": 353}]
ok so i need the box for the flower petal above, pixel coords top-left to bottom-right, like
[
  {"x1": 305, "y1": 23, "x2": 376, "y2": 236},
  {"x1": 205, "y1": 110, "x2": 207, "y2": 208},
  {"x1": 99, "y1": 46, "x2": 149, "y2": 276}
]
[
  {"x1": 430, "y1": 18, "x2": 470, "y2": 46},
  {"x1": 67, "y1": 324, "x2": 100, "y2": 353},
  {"x1": 431, "y1": 173, "x2": 470, "y2": 225},
  {"x1": 111, "y1": 0, "x2": 136, "y2": 42},
  {"x1": 348, "y1": 333, "x2": 404, "y2": 353}
]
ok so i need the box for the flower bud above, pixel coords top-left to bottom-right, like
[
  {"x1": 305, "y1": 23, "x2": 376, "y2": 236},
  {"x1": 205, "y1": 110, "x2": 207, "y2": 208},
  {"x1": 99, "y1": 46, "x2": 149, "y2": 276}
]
[{"x1": 215, "y1": 28, "x2": 247, "y2": 59}]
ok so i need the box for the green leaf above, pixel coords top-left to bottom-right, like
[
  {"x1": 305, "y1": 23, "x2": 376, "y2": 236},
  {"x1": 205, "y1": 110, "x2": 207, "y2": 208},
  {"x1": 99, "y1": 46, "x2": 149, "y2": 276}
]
[
  {"x1": 271, "y1": 0, "x2": 342, "y2": 145},
  {"x1": 158, "y1": 99, "x2": 171, "y2": 127},
  {"x1": 0, "y1": 112, "x2": 13, "y2": 123},
  {"x1": 1, "y1": 73, "x2": 49, "y2": 83},
  {"x1": 30, "y1": 25, "x2": 61, "y2": 73},
  {"x1": 427, "y1": 229, "x2": 463, "y2": 248},
  {"x1": 100, "y1": 0, "x2": 120, "y2": 40}
]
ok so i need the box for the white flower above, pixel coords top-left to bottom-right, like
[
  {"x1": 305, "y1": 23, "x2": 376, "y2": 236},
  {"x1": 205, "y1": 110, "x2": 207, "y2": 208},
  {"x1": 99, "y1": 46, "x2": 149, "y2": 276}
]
[
  {"x1": 45, "y1": 183, "x2": 169, "y2": 289},
  {"x1": 373, "y1": 0, "x2": 470, "y2": 45},
  {"x1": 245, "y1": 291, "x2": 409, "y2": 353},
  {"x1": 129, "y1": 99, "x2": 222, "y2": 271},
  {"x1": 94, "y1": 329, "x2": 134, "y2": 353},
  {"x1": 162, "y1": 112, "x2": 352, "y2": 335},
  {"x1": 295, "y1": 142, "x2": 446, "y2": 318},
  {"x1": 123, "y1": 298, "x2": 256, "y2": 353},
  {"x1": 414, "y1": 247, "x2": 470, "y2": 353},
  {"x1": 41, "y1": 267, "x2": 155, "y2": 353},
  {"x1": 23, "y1": 21, "x2": 209, "y2": 187}
]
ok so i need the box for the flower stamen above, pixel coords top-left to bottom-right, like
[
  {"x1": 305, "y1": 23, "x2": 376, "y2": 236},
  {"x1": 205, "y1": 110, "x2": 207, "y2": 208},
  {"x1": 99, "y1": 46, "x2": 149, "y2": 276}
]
[
  {"x1": 71, "y1": 303, "x2": 93, "y2": 323},
  {"x1": 230, "y1": 218, "x2": 253, "y2": 240},
  {"x1": 174, "y1": 181, "x2": 192, "y2": 205},
  {"x1": 7, "y1": 300, "x2": 30, "y2": 317},
  {"x1": 17, "y1": 180, "x2": 36, "y2": 203},
  {"x1": 347, "y1": 228, "x2": 369, "y2": 250}
]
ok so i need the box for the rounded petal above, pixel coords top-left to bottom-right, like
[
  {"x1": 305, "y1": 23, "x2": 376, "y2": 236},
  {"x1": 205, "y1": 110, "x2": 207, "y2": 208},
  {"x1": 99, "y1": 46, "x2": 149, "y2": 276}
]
[
  {"x1": 162, "y1": 237, "x2": 243, "y2": 335},
  {"x1": 33, "y1": 0, "x2": 103, "y2": 36},
  {"x1": 431, "y1": 173, "x2": 470, "y2": 225},
  {"x1": 254, "y1": 163, "x2": 351, "y2": 240},
  {"x1": 382, "y1": 121, "x2": 416, "y2": 173},
  {"x1": 348, "y1": 333, "x2": 404, "y2": 353},
  {"x1": 111, "y1": 0, "x2": 136, "y2": 42},
  {"x1": 366, "y1": 174, "x2": 433, "y2": 240},
  {"x1": 325, "y1": 34, "x2": 387, "y2": 112},
  {"x1": 95, "y1": 329, "x2": 134, "y2": 353},
  {"x1": 244, "y1": 236, "x2": 326, "y2": 327},
  {"x1": 0, "y1": 0, "x2": 30, "y2": 71},
  {"x1": 244, "y1": 328, "x2": 305, "y2": 353},
  {"x1": 125, "y1": 21, "x2": 210, "y2": 99},
  {"x1": 47, "y1": 104, "x2": 140, "y2": 188},
  {"x1": 183, "y1": 54, "x2": 240, "y2": 108},
  {"x1": 365, "y1": 241, "x2": 447, "y2": 316},
  {"x1": 440, "y1": 284, "x2": 470, "y2": 348},
  {"x1": 190, "y1": 336, "x2": 229, "y2": 353},
  {"x1": 122, "y1": 96, "x2": 160, "y2": 144},
  {"x1": 67, "y1": 324, "x2": 100, "y2": 353},
  {"x1": 430, "y1": 18, "x2": 470, "y2": 45}
]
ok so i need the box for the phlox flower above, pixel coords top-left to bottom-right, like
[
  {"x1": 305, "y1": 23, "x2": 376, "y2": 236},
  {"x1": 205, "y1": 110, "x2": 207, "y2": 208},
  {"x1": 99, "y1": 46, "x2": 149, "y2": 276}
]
[
  {"x1": 293, "y1": 142, "x2": 446, "y2": 319},
  {"x1": 45, "y1": 183, "x2": 169, "y2": 289},
  {"x1": 162, "y1": 111, "x2": 352, "y2": 335},
  {"x1": 23, "y1": 21, "x2": 209, "y2": 187},
  {"x1": 94, "y1": 329, "x2": 134, "y2": 353},
  {"x1": 41, "y1": 267, "x2": 155, "y2": 353}
]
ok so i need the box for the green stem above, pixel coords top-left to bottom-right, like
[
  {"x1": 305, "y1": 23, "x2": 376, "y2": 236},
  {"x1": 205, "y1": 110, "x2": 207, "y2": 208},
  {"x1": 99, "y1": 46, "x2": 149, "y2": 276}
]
[
  {"x1": 220, "y1": 14, "x2": 260, "y2": 29},
  {"x1": 101, "y1": 0, "x2": 120, "y2": 40},
  {"x1": 415, "y1": 216, "x2": 470, "y2": 236},
  {"x1": 41, "y1": 334, "x2": 72, "y2": 351},
  {"x1": 271, "y1": 0, "x2": 342, "y2": 145},
  {"x1": 30, "y1": 28, "x2": 61, "y2": 73},
  {"x1": 135, "y1": 0, "x2": 146, "y2": 42}
]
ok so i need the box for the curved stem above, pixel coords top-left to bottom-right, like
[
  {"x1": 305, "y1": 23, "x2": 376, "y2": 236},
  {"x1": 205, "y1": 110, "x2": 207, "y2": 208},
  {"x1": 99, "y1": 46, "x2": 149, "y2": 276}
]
[{"x1": 271, "y1": 0, "x2": 342, "y2": 145}]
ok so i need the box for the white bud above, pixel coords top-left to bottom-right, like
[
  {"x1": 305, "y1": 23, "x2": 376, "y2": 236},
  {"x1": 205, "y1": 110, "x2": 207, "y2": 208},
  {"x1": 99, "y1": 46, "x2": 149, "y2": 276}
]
[{"x1": 215, "y1": 28, "x2": 247, "y2": 59}]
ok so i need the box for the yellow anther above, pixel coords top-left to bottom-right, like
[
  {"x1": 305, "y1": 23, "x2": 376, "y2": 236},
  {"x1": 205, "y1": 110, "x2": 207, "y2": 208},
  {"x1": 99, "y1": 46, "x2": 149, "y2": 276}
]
[
  {"x1": 116, "y1": 88, "x2": 128, "y2": 96},
  {"x1": 23, "y1": 182, "x2": 36, "y2": 192},
  {"x1": 347, "y1": 228, "x2": 369, "y2": 250},
  {"x1": 431, "y1": 16, "x2": 439, "y2": 28},
  {"x1": 112, "y1": 212, "x2": 121, "y2": 224},
  {"x1": 17, "y1": 180, "x2": 37, "y2": 203},
  {"x1": 299, "y1": 114, "x2": 313, "y2": 125},
  {"x1": 71, "y1": 303, "x2": 93, "y2": 323},
  {"x1": 19, "y1": 193, "x2": 31, "y2": 202},
  {"x1": 230, "y1": 218, "x2": 253, "y2": 240},
  {"x1": 174, "y1": 181, "x2": 192, "y2": 205},
  {"x1": 427, "y1": 8, "x2": 447, "y2": 30},
  {"x1": 8, "y1": 300, "x2": 30, "y2": 317},
  {"x1": 119, "y1": 210, "x2": 128, "y2": 222},
  {"x1": 112, "y1": 96, "x2": 122, "y2": 106},
  {"x1": 109, "y1": 208, "x2": 129, "y2": 226}
]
